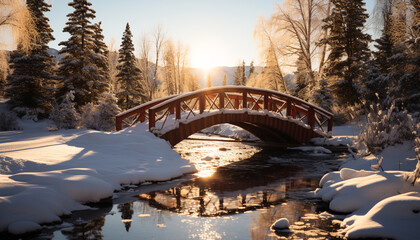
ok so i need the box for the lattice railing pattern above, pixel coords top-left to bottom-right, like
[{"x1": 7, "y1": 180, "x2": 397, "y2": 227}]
[{"x1": 116, "y1": 86, "x2": 334, "y2": 136}]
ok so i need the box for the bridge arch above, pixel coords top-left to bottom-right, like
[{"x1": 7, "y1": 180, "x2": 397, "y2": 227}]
[{"x1": 116, "y1": 86, "x2": 334, "y2": 146}]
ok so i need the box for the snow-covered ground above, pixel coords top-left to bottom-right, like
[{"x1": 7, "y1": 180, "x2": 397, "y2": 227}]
[
  {"x1": 200, "y1": 123, "x2": 259, "y2": 141},
  {"x1": 0, "y1": 119, "x2": 195, "y2": 234},
  {"x1": 313, "y1": 124, "x2": 420, "y2": 240}
]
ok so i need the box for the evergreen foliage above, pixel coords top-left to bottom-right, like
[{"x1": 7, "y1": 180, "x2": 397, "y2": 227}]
[
  {"x1": 5, "y1": 0, "x2": 55, "y2": 119},
  {"x1": 292, "y1": 54, "x2": 309, "y2": 101},
  {"x1": 233, "y1": 60, "x2": 246, "y2": 86},
  {"x1": 310, "y1": 79, "x2": 335, "y2": 112},
  {"x1": 222, "y1": 74, "x2": 227, "y2": 86},
  {"x1": 262, "y1": 47, "x2": 287, "y2": 92},
  {"x1": 116, "y1": 23, "x2": 144, "y2": 110},
  {"x1": 91, "y1": 21, "x2": 110, "y2": 101},
  {"x1": 50, "y1": 91, "x2": 80, "y2": 129},
  {"x1": 56, "y1": 0, "x2": 107, "y2": 109},
  {"x1": 0, "y1": 111, "x2": 19, "y2": 131},
  {"x1": 322, "y1": 0, "x2": 371, "y2": 106},
  {"x1": 249, "y1": 60, "x2": 255, "y2": 78}
]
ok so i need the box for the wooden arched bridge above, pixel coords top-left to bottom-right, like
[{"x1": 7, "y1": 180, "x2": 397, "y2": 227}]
[{"x1": 116, "y1": 86, "x2": 334, "y2": 146}]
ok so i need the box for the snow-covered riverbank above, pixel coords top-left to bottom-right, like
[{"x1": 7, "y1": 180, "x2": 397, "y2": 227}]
[
  {"x1": 0, "y1": 120, "x2": 195, "y2": 234},
  {"x1": 313, "y1": 125, "x2": 420, "y2": 240}
]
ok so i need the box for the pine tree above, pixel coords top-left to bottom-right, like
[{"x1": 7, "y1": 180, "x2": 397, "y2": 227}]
[
  {"x1": 50, "y1": 91, "x2": 80, "y2": 129},
  {"x1": 241, "y1": 60, "x2": 247, "y2": 85},
  {"x1": 322, "y1": 0, "x2": 371, "y2": 106},
  {"x1": 222, "y1": 74, "x2": 227, "y2": 86},
  {"x1": 91, "y1": 21, "x2": 110, "y2": 101},
  {"x1": 310, "y1": 79, "x2": 335, "y2": 112},
  {"x1": 249, "y1": 60, "x2": 255, "y2": 77},
  {"x1": 116, "y1": 23, "x2": 144, "y2": 110},
  {"x1": 292, "y1": 54, "x2": 309, "y2": 101},
  {"x1": 262, "y1": 47, "x2": 287, "y2": 92},
  {"x1": 94, "y1": 93, "x2": 120, "y2": 131},
  {"x1": 56, "y1": 0, "x2": 106, "y2": 109},
  {"x1": 233, "y1": 63, "x2": 243, "y2": 86},
  {"x1": 5, "y1": 0, "x2": 55, "y2": 119},
  {"x1": 233, "y1": 60, "x2": 246, "y2": 86}
]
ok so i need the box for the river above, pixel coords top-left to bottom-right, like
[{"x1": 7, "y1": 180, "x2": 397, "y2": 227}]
[{"x1": 28, "y1": 133, "x2": 347, "y2": 240}]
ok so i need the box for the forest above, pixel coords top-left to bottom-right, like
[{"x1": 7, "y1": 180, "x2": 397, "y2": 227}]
[{"x1": 0, "y1": 0, "x2": 419, "y2": 160}]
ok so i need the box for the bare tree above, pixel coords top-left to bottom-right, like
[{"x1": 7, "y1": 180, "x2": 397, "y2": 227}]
[
  {"x1": 107, "y1": 37, "x2": 119, "y2": 94},
  {"x1": 254, "y1": 16, "x2": 288, "y2": 93},
  {"x1": 270, "y1": 0, "x2": 330, "y2": 88},
  {"x1": 160, "y1": 39, "x2": 191, "y2": 96},
  {"x1": 0, "y1": 0, "x2": 36, "y2": 52},
  {"x1": 162, "y1": 39, "x2": 176, "y2": 95},
  {"x1": 138, "y1": 34, "x2": 152, "y2": 97},
  {"x1": 175, "y1": 40, "x2": 189, "y2": 93},
  {"x1": 149, "y1": 25, "x2": 165, "y2": 100}
]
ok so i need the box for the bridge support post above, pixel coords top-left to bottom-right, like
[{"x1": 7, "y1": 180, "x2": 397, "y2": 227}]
[
  {"x1": 140, "y1": 110, "x2": 146, "y2": 122},
  {"x1": 242, "y1": 91, "x2": 247, "y2": 109},
  {"x1": 328, "y1": 118, "x2": 333, "y2": 133},
  {"x1": 264, "y1": 94, "x2": 269, "y2": 111},
  {"x1": 149, "y1": 109, "x2": 155, "y2": 129},
  {"x1": 307, "y1": 107, "x2": 315, "y2": 129},
  {"x1": 219, "y1": 92, "x2": 225, "y2": 109},
  {"x1": 176, "y1": 101, "x2": 181, "y2": 119},
  {"x1": 199, "y1": 95, "x2": 205, "y2": 113},
  {"x1": 286, "y1": 99, "x2": 292, "y2": 117},
  {"x1": 116, "y1": 117, "x2": 122, "y2": 131}
]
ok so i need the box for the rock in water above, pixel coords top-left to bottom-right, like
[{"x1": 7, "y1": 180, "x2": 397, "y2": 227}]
[{"x1": 271, "y1": 218, "x2": 290, "y2": 230}]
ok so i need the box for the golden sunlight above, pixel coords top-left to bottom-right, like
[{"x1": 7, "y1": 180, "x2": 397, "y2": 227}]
[{"x1": 190, "y1": 46, "x2": 222, "y2": 69}]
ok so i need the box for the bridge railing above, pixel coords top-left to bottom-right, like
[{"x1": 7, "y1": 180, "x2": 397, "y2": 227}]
[
  {"x1": 115, "y1": 95, "x2": 176, "y2": 131},
  {"x1": 147, "y1": 86, "x2": 334, "y2": 136}
]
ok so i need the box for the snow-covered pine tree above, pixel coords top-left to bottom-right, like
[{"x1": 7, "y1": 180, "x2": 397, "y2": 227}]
[
  {"x1": 93, "y1": 93, "x2": 120, "y2": 131},
  {"x1": 233, "y1": 63, "x2": 243, "y2": 86},
  {"x1": 249, "y1": 61, "x2": 255, "y2": 78},
  {"x1": 292, "y1": 54, "x2": 309, "y2": 101},
  {"x1": 56, "y1": 0, "x2": 106, "y2": 109},
  {"x1": 91, "y1": 21, "x2": 110, "y2": 102},
  {"x1": 322, "y1": 0, "x2": 371, "y2": 106},
  {"x1": 116, "y1": 23, "x2": 144, "y2": 110},
  {"x1": 5, "y1": 0, "x2": 55, "y2": 119},
  {"x1": 241, "y1": 60, "x2": 247, "y2": 86},
  {"x1": 50, "y1": 91, "x2": 80, "y2": 129},
  {"x1": 310, "y1": 79, "x2": 335, "y2": 112},
  {"x1": 263, "y1": 47, "x2": 287, "y2": 92},
  {"x1": 222, "y1": 74, "x2": 227, "y2": 86}
]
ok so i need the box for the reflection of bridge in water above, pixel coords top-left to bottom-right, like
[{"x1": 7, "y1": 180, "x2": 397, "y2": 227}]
[{"x1": 137, "y1": 177, "x2": 318, "y2": 217}]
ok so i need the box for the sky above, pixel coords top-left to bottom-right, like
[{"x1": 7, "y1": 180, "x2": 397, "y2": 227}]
[
  {"x1": 2, "y1": 0, "x2": 376, "y2": 68},
  {"x1": 46, "y1": 0, "x2": 279, "y2": 68}
]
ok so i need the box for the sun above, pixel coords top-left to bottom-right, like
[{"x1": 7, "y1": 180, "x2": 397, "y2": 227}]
[{"x1": 190, "y1": 47, "x2": 222, "y2": 70}]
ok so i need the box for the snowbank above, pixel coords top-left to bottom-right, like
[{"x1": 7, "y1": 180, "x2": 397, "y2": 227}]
[
  {"x1": 0, "y1": 120, "x2": 195, "y2": 234},
  {"x1": 314, "y1": 126, "x2": 419, "y2": 239},
  {"x1": 200, "y1": 123, "x2": 259, "y2": 141}
]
